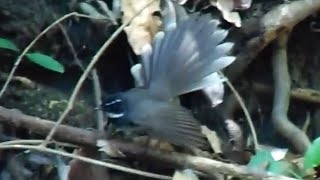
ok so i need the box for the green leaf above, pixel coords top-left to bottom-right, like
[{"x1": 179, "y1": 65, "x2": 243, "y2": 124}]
[
  {"x1": 0, "y1": 38, "x2": 20, "y2": 52},
  {"x1": 247, "y1": 150, "x2": 275, "y2": 170},
  {"x1": 304, "y1": 137, "x2": 320, "y2": 170},
  {"x1": 26, "y1": 53, "x2": 64, "y2": 73}
]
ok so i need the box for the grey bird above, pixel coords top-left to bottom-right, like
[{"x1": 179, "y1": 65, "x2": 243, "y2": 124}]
[{"x1": 102, "y1": 13, "x2": 236, "y2": 149}]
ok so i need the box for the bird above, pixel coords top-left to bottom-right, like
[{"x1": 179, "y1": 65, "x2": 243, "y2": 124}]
[{"x1": 102, "y1": 13, "x2": 236, "y2": 149}]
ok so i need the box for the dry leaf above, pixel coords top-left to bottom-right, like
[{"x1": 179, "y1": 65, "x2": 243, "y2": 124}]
[
  {"x1": 173, "y1": 169, "x2": 199, "y2": 180},
  {"x1": 201, "y1": 126, "x2": 222, "y2": 153},
  {"x1": 210, "y1": 0, "x2": 242, "y2": 27},
  {"x1": 122, "y1": 0, "x2": 162, "y2": 54},
  {"x1": 97, "y1": 139, "x2": 125, "y2": 158},
  {"x1": 217, "y1": 0, "x2": 241, "y2": 27},
  {"x1": 221, "y1": 10, "x2": 241, "y2": 27}
]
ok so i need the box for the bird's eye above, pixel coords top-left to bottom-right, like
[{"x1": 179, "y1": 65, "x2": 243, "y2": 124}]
[{"x1": 103, "y1": 98, "x2": 125, "y2": 119}]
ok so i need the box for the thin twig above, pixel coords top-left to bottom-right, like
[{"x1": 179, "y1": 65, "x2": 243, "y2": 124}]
[
  {"x1": 0, "y1": 144, "x2": 171, "y2": 180},
  {"x1": 56, "y1": 18, "x2": 105, "y2": 129},
  {"x1": 57, "y1": 23, "x2": 85, "y2": 71},
  {"x1": 0, "y1": 139, "x2": 78, "y2": 148},
  {"x1": 91, "y1": 69, "x2": 105, "y2": 130},
  {"x1": 42, "y1": 0, "x2": 156, "y2": 146},
  {"x1": 0, "y1": 12, "x2": 110, "y2": 99},
  {"x1": 0, "y1": 139, "x2": 43, "y2": 146},
  {"x1": 219, "y1": 71, "x2": 259, "y2": 150},
  {"x1": 61, "y1": 24, "x2": 105, "y2": 129}
]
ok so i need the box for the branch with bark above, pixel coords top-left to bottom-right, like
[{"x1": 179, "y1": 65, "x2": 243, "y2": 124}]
[
  {"x1": 0, "y1": 106, "x2": 296, "y2": 180},
  {"x1": 226, "y1": 0, "x2": 320, "y2": 81}
]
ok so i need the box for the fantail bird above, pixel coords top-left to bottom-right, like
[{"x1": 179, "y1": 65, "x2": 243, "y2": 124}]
[{"x1": 102, "y1": 13, "x2": 236, "y2": 149}]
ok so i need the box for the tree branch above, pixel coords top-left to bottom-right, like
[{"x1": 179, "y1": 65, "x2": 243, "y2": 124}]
[
  {"x1": 226, "y1": 0, "x2": 320, "y2": 81},
  {"x1": 271, "y1": 31, "x2": 310, "y2": 153},
  {"x1": 0, "y1": 106, "x2": 296, "y2": 180}
]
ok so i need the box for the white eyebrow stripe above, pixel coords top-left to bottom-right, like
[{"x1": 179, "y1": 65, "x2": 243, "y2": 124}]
[
  {"x1": 106, "y1": 112, "x2": 124, "y2": 118},
  {"x1": 105, "y1": 99, "x2": 122, "y2": 106}
]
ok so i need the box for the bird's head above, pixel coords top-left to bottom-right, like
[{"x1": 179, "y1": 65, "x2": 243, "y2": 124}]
[{"x1": 101, "y1": 93, "x2": 131, "y2": 125}]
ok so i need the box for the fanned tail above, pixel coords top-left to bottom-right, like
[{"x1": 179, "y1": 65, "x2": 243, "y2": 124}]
[{"x1": 140, "y1": 14, "x2": 235, "y2": 100}]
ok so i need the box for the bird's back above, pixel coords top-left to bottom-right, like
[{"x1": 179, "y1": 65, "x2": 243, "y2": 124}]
[{"x1": 124, "y1": 88, "x2": 207, "y2": 148}]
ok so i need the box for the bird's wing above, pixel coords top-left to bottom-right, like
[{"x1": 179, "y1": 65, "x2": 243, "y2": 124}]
[
  {"x1": 134, "y1": 102, "x2": 207, "y2": 148},
  {"x1": 140, "y1": 13, "x2": 235, "y2": 100}
]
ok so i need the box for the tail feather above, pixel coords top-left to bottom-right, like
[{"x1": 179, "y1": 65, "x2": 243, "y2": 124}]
[
  {"x1": 141, "y1": 45, "x2": 152, "y2": 85},
  {"x1": 151, "y1": 32, "x2": 165, "y2": 84},
  {"x1": 140, "y1": 13, "x2": 236, "y2": 100},
  {"x1": 194, "y1": 20, "x2": 221, "y2": 53},
  {"x1": 160, "y1": 0, "x2": 188, "y2": 31},
  {"x1": 175, "y1": 73, "x2": 223, "y2": 96},
  {"x1": 210, "y1": 42, "x2": 234, "y2": 60}
]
